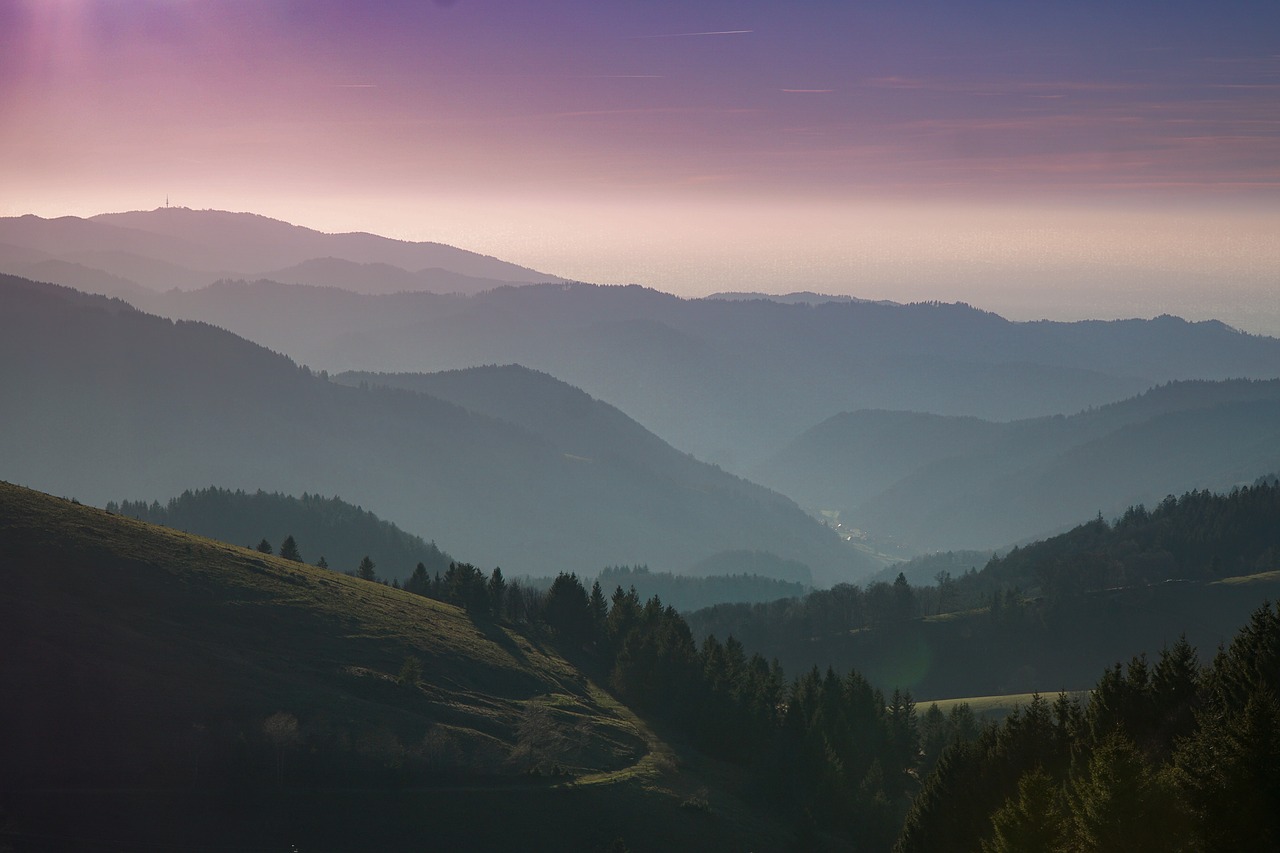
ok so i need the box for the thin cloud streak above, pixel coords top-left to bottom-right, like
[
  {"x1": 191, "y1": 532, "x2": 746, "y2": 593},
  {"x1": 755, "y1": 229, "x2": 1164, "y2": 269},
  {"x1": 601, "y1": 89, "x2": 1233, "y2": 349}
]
[{"x1": 630, "y1": 30, "x2": 752, "y2": 39}]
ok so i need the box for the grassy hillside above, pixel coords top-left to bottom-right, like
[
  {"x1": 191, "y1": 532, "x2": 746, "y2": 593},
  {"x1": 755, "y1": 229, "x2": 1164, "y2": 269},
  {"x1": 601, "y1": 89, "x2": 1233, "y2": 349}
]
[{"x1": 0, "y1": 481, "x2": 791, "y2": 851}]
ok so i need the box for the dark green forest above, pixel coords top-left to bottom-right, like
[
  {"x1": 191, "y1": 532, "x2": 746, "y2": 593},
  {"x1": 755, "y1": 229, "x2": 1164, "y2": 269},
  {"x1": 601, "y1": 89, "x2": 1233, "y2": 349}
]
[
  {"x1": 897, "y1": 606, "x2": 1280, "y2": 852},
  {"x1": 111, "y1": 487, "x2": 453, "y2": 583},
  {"x1": 387, "y1": 503, "x2": 1280, "y2": 851},
  {"x1": 686, "y1": 483, "x2": 1280, "y2": 697}
]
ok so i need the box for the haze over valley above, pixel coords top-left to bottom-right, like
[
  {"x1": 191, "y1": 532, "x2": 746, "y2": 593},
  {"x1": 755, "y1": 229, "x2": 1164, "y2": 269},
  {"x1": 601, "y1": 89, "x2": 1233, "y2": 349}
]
[{"x1": 4, "y1": 1, "x2": 1280, "y2": 850}]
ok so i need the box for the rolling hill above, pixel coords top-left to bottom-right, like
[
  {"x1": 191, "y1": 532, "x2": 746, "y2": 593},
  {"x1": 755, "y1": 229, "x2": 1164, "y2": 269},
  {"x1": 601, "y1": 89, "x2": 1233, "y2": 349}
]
[
  {"x1": 130, "y1": 280, "x2": 1280, "y2": 473},
  {"x1": 0, "y1": 208, "x2": 559, "y2": 295},
  {"x1": 10, "y1": 210, "x2": 1279, "y2": 480},
  {"x1": 0, "y1": 480, "x2": 791, "y2": 851},
  {"x1": 0, "y1": 274, "x2": 864, "y2": 584},
  {"x1": 260, "y1": 257, "x2": 523, "y2": 296},
  {"x1": 756, "y1": 380, "x2": 1280, "y2": 552}
]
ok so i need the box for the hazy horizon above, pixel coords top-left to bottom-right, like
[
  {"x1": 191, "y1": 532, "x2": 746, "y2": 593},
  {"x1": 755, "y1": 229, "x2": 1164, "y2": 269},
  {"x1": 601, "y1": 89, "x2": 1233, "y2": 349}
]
[{"x1": 3, "y1": 1, "x2": 1278, "y2": 333}]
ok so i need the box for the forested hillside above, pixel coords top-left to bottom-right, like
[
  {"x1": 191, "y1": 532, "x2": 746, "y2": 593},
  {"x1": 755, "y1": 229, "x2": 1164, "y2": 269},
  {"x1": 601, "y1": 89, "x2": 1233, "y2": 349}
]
[
  {"x1": 897, "y1": 605, "x2": 1280, "y2": 851},
  {"x1": 113, "y1": 487, "x2": 453, "y2": 582},
  {"x1": 688, "y1": 483, "x2": 1280, "y2": 698}
]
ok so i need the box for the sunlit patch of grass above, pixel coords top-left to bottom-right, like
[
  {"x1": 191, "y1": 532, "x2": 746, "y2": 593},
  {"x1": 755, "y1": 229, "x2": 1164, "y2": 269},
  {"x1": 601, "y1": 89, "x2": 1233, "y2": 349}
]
[
  {"x1": 923, "y1": 690, "x2": 1090, "y2": 719},
  {"x1": 1212, "y1": 569, "x2": 1280, "y2": 586}
]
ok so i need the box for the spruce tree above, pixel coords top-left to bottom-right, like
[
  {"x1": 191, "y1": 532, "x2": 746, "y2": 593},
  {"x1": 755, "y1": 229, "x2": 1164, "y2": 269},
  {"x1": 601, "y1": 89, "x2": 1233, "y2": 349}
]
[{"x1": 279, "y1": 534, "x2": 302, "y2": 562}]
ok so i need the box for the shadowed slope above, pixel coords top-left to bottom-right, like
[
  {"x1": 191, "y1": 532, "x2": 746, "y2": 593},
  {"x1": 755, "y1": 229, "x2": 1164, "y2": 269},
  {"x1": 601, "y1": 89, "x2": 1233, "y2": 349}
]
[{"x1": 0, "y1": 481, "x2": 793, "y2": 852}]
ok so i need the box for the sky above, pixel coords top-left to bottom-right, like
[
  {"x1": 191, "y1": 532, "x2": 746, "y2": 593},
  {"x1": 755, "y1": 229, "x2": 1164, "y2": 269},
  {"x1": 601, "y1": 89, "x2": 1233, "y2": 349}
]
[{"x1": 2, "y1": 0, "x2": 1279, "y2": 331}]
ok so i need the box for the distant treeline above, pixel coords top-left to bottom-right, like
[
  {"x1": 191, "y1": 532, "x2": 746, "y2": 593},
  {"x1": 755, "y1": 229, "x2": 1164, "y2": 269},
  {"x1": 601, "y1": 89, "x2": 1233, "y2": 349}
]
[
  {"x1": 977, "y1": 479, "x2": 1280, "y2": 597},
  {"x1": 692, "y1": 481, "x2": 1280, "y2": 656},
  {"x1": 510, "y1": 564, "x2": 809, "y2": 614},
  {"x1": 597, "y1": 565, "x2": 806, "y2": 612},
  {"x1": 111, "y1": 487, "x2": 452, "y2": 581},
  {"x1": 686, "y1": 481, "x2": 1280, "y2": 698}
]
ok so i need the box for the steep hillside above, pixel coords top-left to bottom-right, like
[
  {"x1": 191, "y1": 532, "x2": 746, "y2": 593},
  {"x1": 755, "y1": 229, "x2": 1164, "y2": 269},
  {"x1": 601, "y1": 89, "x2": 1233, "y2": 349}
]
[
  {"x1": 113, "y1": 487, "x2": 454, "y2": 582},
  {"x1": 0, "y1": 274, "x2": 863, "y2": 583},
  {"x1": 337, "y1": 365, "x2": 856, "y2": 584},
  {"x1": 0, "y1": 481, "x2": 790, "y2": 851},
  {"x1": 758, "y1": 380, "x2": 1280, "y2": 552},
  {"x1": 338, "y1": 365, "x2": 723, "y2": 498}
]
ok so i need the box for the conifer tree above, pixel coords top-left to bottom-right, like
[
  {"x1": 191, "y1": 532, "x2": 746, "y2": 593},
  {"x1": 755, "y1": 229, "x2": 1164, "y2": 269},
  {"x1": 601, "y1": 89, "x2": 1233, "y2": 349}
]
[{"x1": 279, "y1": 534, "x2": 302, "y2": 562}]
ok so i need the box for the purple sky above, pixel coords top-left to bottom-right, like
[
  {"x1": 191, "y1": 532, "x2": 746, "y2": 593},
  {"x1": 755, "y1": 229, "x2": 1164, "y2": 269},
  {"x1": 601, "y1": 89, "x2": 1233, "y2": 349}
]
[{"x1": 3, "y1": 1, "x2": 1278, "y2": 330}]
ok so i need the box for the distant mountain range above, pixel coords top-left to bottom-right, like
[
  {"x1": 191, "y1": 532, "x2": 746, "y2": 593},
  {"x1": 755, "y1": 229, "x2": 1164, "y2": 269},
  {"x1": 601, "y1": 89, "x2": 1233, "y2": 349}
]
[
  {"x1": 0, "y1": 208, "x2": 559, "y2": 295},
  {"x1": 10, "y1": 209, "x2": 1279, "y2": 478},
  {"x1": 707, "y1": 291, "x2": 900, "y2": 306},
  {"x1": 0, "y1": 274, "x2": 863, "y2": 583},
  {"x1": 755, "y1": 379, "x2": 1280, "y2": 551},
  {"x1": 127, "y1": 278, "x2": 1280, "y2": 472},
  {"x1": 8, "y1": 207, "x2": 1280, "y2": 566}
]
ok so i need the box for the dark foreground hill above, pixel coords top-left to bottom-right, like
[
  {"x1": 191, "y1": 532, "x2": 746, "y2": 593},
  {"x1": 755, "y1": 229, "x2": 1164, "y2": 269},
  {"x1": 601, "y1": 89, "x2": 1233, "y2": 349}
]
[
  {"x1": 0, "y1": 481, "x2": 790, "y2": 852},
  {"x1": 755, "y1": 379, "x2": 1280, "y2": 552},
  {"x1": 0, "y1": 274, "x2": 862, "y2": 583}
]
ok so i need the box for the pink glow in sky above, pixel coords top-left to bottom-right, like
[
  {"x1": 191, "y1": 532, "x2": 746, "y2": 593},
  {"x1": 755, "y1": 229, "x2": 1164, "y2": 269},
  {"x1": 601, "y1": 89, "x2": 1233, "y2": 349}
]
[{"x1": 3, "y1": 1, "x2": 1278, "y2": 331}]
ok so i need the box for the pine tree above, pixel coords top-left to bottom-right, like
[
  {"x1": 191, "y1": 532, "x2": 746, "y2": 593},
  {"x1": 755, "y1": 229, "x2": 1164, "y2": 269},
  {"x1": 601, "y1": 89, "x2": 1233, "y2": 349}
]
[
  {"x1": 589, "y1": 580, "x2": 609, "y2": 641},
  {"x1": 405, "y1": 561, "x2": 430, "y2": 596},
  {"x1": 256, "y1": 538, "x2": 273, "y2": 554},
  {"x1": 357, "y1": 555, "x2": 377, "y2": 581},
  {"x1": 1067, "y1": 734, "x2": 1180, "y2": 852},
  {"x1": 279, "y1": 534, "x2": 302, "y2": 562},
  {"x1": 487, "y1": 567, "x2": 506, "y2": 617},
  {"x1": 981, "y1": 767, "x2": 1068, "y2": 853}
]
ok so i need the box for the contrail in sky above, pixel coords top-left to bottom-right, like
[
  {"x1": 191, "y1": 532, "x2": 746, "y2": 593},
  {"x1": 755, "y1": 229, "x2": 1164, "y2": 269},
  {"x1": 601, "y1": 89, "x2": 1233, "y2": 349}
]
[{"x1": 632, "y1": 30, "x2": 753, "y2": 39}]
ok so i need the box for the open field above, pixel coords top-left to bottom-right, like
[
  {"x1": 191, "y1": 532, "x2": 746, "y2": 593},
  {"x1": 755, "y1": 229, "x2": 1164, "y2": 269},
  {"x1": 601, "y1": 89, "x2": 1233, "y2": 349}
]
[{"x1": 923, "y1": 691, "x2": 1092, "y2": 720}]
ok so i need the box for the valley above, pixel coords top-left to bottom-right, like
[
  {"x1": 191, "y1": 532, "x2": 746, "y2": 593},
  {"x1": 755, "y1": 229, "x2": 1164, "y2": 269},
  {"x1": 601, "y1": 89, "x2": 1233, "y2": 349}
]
[{"x1": 1, "y1": 207, "x2": 1277, "y2": 851}]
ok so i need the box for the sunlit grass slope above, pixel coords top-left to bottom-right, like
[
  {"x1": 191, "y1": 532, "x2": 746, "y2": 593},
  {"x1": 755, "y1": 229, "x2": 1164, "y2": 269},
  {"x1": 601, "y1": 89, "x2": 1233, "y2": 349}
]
[{"x1": 0, "y1": 481, "x2": 790, "y2": 852}]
